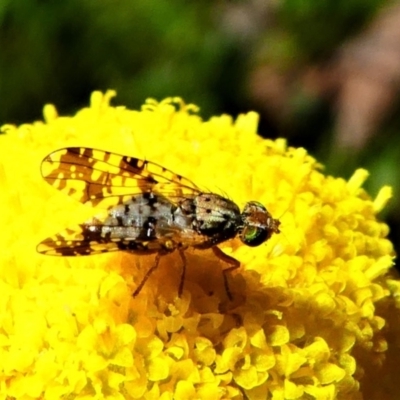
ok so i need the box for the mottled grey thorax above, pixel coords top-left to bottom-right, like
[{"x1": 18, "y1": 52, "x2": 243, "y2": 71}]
[{"x1": 181, "y1": 193, "x2": 242, "y2": 246}]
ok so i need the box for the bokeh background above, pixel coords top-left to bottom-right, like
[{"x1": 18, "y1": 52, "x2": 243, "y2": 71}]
[{"x1": 1, "y1": 0, "x2": 399, "y2": 262}]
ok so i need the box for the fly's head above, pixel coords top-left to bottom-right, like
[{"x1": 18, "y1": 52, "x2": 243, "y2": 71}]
[{"x1": 239, "y1": 201, "x2": 280, "y2": 247}]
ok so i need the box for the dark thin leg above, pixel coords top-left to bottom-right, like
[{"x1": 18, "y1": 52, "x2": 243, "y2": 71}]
[
  {"x1": 133, "y1": 252, "x2": 162, "y2": 297},
  {"x1": 212, "y1": 246, "x2": 240, "y2": 301},
  {"x1": 177, "y1": 249, "x2": 187, "y2": 297}
]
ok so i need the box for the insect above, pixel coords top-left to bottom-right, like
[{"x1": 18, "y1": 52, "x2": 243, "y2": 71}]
[{"x1": 37, "y1": 147, "x2": 280, "y2": 299}]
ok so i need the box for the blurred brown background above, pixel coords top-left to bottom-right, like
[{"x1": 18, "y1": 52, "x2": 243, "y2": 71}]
[{"x1": 1, "y1": 0, "x2": 399, "y2": 262}]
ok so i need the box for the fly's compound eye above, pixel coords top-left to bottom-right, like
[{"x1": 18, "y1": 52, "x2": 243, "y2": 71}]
[
  {"x1": 240, "y1": 201, "x2": 280, "y2": 247},
  {"x1": 240, "y1": 225, "x2": 269, "y2": 247}
]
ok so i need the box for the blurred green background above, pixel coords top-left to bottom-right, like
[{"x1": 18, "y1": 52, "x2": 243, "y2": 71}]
[{"x1": 1, "y1": 0, "x2": 399, "y2": 261}]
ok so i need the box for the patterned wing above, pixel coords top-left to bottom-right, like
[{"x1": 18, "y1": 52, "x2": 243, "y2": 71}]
[
  {"x1": 39, "y1": 149, "x2": 207, "y2": 256},
  {"x1": 41, "y1": 147, "x2": 202, "y2": 208},
  {"x1": 37, "y1": 216, "x2": 211, "y2": 256},
  {"x1": 37, "y1": 221, "x2": 167, "y2": 256},
  {"x1": 37, "y1": 224, "x2": 122, "y2": 256}
]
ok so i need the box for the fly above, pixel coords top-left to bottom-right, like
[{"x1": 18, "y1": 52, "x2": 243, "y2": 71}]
[{"x1": 37, "y1": 147, "x2": 280, "y2": 299}]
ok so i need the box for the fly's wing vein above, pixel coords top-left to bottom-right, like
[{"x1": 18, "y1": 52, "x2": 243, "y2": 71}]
[{"x1": 41, "y1": 147, "x2": 201, "y2": 208}]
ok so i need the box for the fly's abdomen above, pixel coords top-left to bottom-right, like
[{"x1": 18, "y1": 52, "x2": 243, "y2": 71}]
[{"x1": 103, "y1": 193, "x2": 197, "y2": 244}]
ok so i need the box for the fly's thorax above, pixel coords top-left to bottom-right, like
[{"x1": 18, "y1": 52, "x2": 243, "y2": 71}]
[
  {"x1": 190, "y1": 193, "x2": 241, "y2": 241},
  {"x1": 239, "y1": 201, "x2": 281, "y2": 247}
]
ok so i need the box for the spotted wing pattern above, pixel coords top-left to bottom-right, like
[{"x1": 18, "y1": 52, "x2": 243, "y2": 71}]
[
  {"x1": 38, "y1": 147, "x2": 203, "y2": 256},
  {"x1": 41, "y1": 147, "x2": 201, "y2": 208},
  {"x1": 37, "y1": 217, "x2": 211, "y2": 257},
  {"x1": 37, "y1": 220, "x2": 176, "y2": 256},
  {"x1": 37, "y1": 223, "x2": 122, "y2": 256}
]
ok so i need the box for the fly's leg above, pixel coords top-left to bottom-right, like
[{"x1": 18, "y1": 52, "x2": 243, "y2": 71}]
[
  {"x1": 132, "y1": 252, "x2": 162, "y2": 297},
  {"x1": 177, "y1": 249, "x2": 187, "y2": 297},
  {"x1": 212, "y1": 246, "x2": 240, "y2": 301}
]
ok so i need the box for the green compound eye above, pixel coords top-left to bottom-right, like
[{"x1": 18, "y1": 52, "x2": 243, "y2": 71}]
[
  {"x1": 241, "y1": 225, "x2": 269, "y2": 247},
  {"x1": 240, "y1": 201, "x2": 280, "y2": 248}
]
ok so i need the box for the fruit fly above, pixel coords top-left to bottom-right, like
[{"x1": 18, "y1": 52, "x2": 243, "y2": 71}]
[{"x1": 37, "y1": 147, "x2": 280, "y2": 299}]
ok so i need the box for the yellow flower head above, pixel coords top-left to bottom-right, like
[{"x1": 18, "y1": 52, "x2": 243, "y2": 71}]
[{"x1": 1, "y1": 90, "x2": 399, "y2": 399}]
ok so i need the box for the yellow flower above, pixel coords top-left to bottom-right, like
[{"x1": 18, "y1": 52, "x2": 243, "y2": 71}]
[{"x1": 1, "y1": 90, "x2": 399, "y2": 399}]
